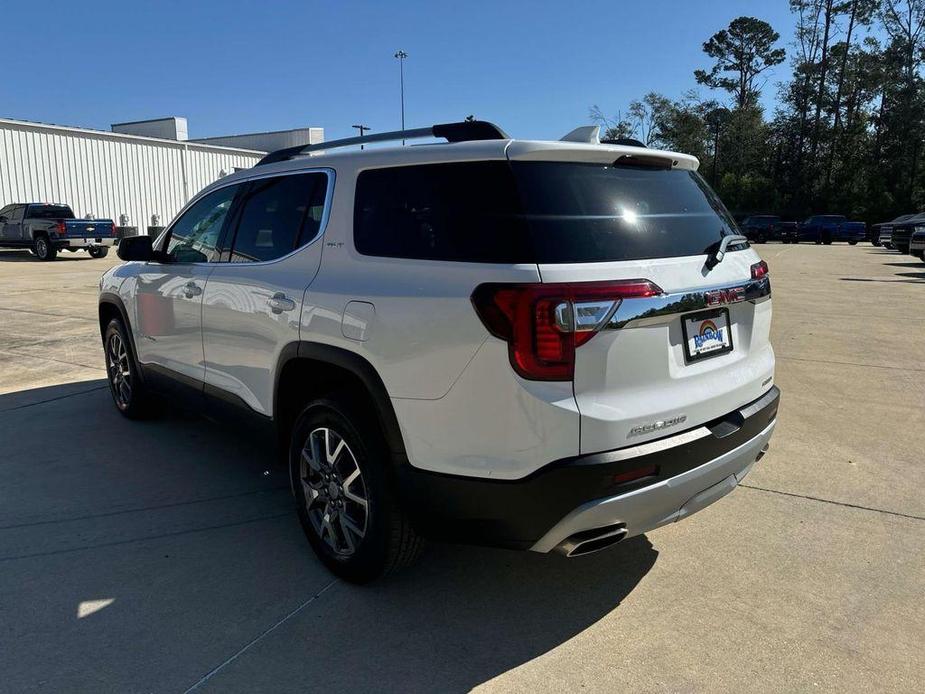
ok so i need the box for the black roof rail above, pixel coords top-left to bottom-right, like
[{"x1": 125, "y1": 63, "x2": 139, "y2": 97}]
[{"x1": 255, "y1": 120, "x2": 509, "y2": 167}]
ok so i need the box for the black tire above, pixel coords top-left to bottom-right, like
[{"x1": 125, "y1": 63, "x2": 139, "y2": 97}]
[
  {"x1": 88, "y1": 246, "x2": 109, "y2": 258},
  {"x1": 823, "y1": 240, "x2": 833, "y2": 245},
  {"x1": 815, "y1": 239, "x2": 822, "y2": 245},
  {"x1": 848, "y1": 241, "x2": 858, "y2": 246},
  {"x1": 289, "y1": 397, "x2": 422, "y2": 583},
  {"x1": 103, "y1": 318, "x2": 153, "y2": 419},
  {"x1": 871, "y1": 239, "x2": 882, "y2": 247},
  {"x1": 885, "y1": 243, "x2": 893, "y2": 250},
  {"x1": 33, "y1": 235, "x2": 57, "y2": 261},
  {"x1": 756, "y1": 233, "x2": 766, "y2": 244}
]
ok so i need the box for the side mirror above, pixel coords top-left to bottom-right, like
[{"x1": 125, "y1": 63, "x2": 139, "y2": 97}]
[{"x1": 117, "y1": 235, "x2": 155, "y2": 261}]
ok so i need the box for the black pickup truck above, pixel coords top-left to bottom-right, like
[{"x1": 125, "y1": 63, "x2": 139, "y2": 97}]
[{"x1": 0, "y1": 203, "x2": 115, "y2": 261}]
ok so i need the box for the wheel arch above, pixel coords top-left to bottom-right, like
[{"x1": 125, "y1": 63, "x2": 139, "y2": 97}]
[
  {"x1": 274, "y1": 342, "x2": 407, "y2": 464},
  {"x1": 98, "y1": 293, "x2": 145, "y2": 383}
]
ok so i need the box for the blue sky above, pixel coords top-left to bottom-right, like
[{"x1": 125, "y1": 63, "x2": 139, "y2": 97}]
[{"x1": 6, "y1": 1, "x2": 813, "y2": 141}]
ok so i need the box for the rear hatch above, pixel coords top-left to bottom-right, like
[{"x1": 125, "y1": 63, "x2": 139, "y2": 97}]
[{"x1": 506, "y1": 143, "x2": 775, "y2": 454}]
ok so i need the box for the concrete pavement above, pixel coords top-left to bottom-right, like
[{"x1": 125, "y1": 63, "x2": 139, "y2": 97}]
[{"x1": 0, "y1": 245, "x2": 922, "y2": 692}]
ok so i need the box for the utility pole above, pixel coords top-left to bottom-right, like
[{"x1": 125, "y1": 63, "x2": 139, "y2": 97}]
[
  {"x1": 394, "y1": 50, "x2": 408, "y2": 144},
  {"x1": 352, "y1": 124, "x2": 371, "y2": 149}
]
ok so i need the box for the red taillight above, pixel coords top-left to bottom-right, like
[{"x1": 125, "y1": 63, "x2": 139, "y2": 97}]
[
  {"x1": 471, "y1": 279, "x2": 663, "y2": 381},
  {"x1": 751, "y1": 260, "x2": 769, "y2": 280},
  {"x1": 110, "y1": 223, "x2": 116, "y2": 237},
  {"x1": 56, "y1": 221, "x2": 66, "y2": 237}
]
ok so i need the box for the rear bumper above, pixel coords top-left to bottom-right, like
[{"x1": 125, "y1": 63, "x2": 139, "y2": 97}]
[
  {"x1": 397, "y1": 386, "x2": 780, "y2": 551},
  {"x1": 53, "y1": 238, "x2": 116, "y2": 249}
]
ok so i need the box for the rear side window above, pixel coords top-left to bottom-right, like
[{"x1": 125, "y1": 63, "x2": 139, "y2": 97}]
[
  {"x1": 354, "y1": 161, "x2": 739, "y2": 264},
  {"x1": 228, "y1": 172, "x2": 328, "y2": 263}
]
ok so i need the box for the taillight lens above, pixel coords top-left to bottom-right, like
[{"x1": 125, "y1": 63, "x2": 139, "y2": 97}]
[
  {"x1": 751, "y1": 260, "x2": 769, "y2": 280},
  {"x1": 110, "y1": 223, "x2": 116, "y2": 237},
  {"x1": 471, "y1": 279, "x2": 663, "y2": 381},
  {"x1": 56, "y1": 221, "x2": 66, "y2": 237}
]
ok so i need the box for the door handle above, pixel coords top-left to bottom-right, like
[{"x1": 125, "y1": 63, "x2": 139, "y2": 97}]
[
  {"x1": 267, "y1": 292, "x2": 296, "y2": 314},
  {"x1": 183, "y1": 281, "x2": 202, "y2": 299}
]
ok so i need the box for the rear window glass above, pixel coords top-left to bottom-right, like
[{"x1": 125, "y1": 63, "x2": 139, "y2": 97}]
[
  {"x1": 354, "y1": 161, "x2": 738, "y2": 263},
  {"x1": 27, "y1": 205, "x2": 74, "y2": 219}
]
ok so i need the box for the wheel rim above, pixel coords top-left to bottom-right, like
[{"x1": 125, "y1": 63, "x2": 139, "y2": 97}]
[
  {"x1": 106, "y1": 332, "x2": 132, "y2": 409},
  {"x1": 300, "y1": 427, "x2": 369, "y2": 557},
  {"x1": 36, "y1": 239, "x2": 47, "y2": 258}
]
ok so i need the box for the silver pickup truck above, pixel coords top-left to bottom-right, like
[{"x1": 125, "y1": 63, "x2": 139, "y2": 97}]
[{"x1": 0, "y1": 203, "x2": 116, "y2": 260}]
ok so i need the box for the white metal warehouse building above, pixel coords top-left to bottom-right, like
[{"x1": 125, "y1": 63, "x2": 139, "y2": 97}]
[{"x1": 0, "y1": 116, "x2": 324, "y2": 231}]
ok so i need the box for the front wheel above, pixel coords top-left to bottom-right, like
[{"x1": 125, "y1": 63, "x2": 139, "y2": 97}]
[
  {"x1": 88, "y1": 246, "x2": 109, "y2": 258},
  {"x1": 290, "y1": 398, "x2": 422, "y2": 583},
  {"x1": 33, "y1": 235, "x2": 57, "y2": 261},
  {"x1": 104, "y1": 318, "x2": 153, "y2": 418}
]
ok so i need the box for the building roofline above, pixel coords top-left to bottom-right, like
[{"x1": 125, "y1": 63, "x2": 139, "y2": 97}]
[
  {"x1": 0, "y1": 116, "x2": 265, "y2": 155},
  {"x1": 191, "y1": 125, "x2": 323, "y2": 142},
  {"x1": 110, "y1": 116, "x2": 186, "y2": 127}
]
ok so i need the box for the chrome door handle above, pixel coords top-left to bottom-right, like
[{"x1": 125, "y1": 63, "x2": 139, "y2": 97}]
[
  {"x1": 183, "y1": 281, "x2": 202, "y2": 299},
  {"x1": 267, "y1": 292, "x2": 296, "y2": 314}
]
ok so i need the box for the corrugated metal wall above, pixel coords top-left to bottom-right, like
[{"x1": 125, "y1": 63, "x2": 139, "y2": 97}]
[{"x1": 0, "y1": 118, "x2": 262, "y2": 229}]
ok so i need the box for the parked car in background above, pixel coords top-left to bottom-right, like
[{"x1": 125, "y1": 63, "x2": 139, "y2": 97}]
[
  {"x1": 874, "y1": 214, "x2": 916, "y2": 249},
  {"x1": 798, "y1": 215, "x2": 866, "y2": 245},
  {"x1": 887, "y1": 212, "x2": 925, "y2": 254},
  {"x1": 910, "y1": 229, "x2": 925, "y2": 261},
  {"x1": 739, "y1": 215, "x2": 799, "y2": 243},
  {"x1": 100, "y1": 120, "x2": 779, "y2": 582},
  {"x1": 0, "y1": 203, "x2": 115, "y2": 260}
]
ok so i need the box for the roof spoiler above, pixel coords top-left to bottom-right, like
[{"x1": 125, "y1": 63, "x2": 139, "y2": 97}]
[{"x1": 255, "y1": 120, "x2": 509, "y2": 166}]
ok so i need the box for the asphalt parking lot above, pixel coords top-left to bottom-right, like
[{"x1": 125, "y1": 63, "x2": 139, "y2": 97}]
[{"x1": 1, "y1": 245, "x2": 923, "y2": 693}]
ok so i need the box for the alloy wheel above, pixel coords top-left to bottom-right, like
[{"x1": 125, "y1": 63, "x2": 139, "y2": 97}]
[
  {"x1": 36, "y1": 238, "x2": 48, "y2": 259},
  {"x1": 300, "y1": 427, "x2": 369, "y2": 556},
  {"x1": 106, "y1": 332, "x2": 132, "y2": 409}
]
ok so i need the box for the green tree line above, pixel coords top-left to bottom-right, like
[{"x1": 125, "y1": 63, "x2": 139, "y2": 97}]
[{"x1": 591, "y1": 1, "x2": 925, "y2": 223}]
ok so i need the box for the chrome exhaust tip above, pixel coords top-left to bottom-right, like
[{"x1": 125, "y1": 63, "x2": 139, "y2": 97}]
[
  {"x1": 556, "y1": 523, "x2": 627, "y2": 557},
  {"x1": 755, "y1": 443, "x2": 770, "y2": 461}
]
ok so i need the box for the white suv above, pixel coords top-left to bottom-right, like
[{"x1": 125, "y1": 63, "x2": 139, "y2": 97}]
[{"x1": 100, "y1": 121, "x2": 779, "y2": 582}]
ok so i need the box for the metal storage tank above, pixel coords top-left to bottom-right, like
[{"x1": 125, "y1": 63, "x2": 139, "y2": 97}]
[{"x1": 0, "y1": 117, "x2": 263, "y2": 230}]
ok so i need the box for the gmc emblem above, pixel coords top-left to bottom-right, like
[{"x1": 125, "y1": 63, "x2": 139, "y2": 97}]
[{"x1": 705, "y1": 287, "x2": 746, "y2": 306}]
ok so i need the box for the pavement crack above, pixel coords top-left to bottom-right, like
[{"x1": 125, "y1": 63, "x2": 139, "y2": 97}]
[
  {"x1": 775, "y1": 355, "x2": 925, "y2": 373},
  {"x1": 0, "y1": 511, "x2": 292, "y2": 562},
  {"x1": 183, "y1": 579, "x2": 339, "y2": 692},
  {"x1": 0, "y1": 486, "x2": 291, "y2": 530},
  {"x1": 739, "y1": 484, "x2": 925, "y2": 521},
  {"x1": 0, "y1": 384, "x2": 107, "y2": 412}
]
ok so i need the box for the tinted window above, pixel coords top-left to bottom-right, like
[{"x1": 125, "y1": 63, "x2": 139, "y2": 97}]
[
  {"x1": 26, "y1": 205, "x2": 74, "y2": 219},
  {"x1": 354, "y1": 162, "x2": 530, "y2": 263},
  {"x1": 228, "y1": 173, "x2": 328, "y2": 263},
  {"x1": 354, "y1": 161, "x2": 739, "y2": 263},
  {"x1": 165, "y1": 185, "x2": 240, "y2": 263}
]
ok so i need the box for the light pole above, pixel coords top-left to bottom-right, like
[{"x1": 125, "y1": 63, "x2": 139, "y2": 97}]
[
  {"x1": 394, "y1": 50, "x2": 408, "y2": 143},
  {"x1": 352, "y1": 124, "x2": 371, "y2": 149}
]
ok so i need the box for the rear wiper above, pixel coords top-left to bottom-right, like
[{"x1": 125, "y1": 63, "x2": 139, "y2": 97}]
[{"x1": 705, "y1": 234, "x2": 749, "y2": 271}]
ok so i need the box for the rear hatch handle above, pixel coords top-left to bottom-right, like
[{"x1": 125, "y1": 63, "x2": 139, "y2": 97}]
[{"x1": 705, "y1": 234, "x2": 749, "y2": 271}]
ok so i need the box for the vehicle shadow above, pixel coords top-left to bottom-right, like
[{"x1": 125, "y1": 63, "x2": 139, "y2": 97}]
[{"x1": 0, "y1": 380, "x2": 657, "y2": 693}]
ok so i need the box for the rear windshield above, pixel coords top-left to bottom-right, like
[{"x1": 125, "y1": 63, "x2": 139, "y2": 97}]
[
  {"x1": 27, "y1": 205, "x2": 74, "y2": 220},
  {"x1": 354, "y1": 161, "x2": 738, "y2": 263}
]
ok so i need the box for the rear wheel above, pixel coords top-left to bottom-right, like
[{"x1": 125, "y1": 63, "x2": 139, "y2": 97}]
[
  {"x1": 33, "y1": 235, "x2": 57, "y2": 261},
  {"x1": 756, "y1": 233, "x2": 767, "y2": 244},
  {"x1": 104, "y1": 318, "x2": 153, "y2": 418},
  {"x1": 88, "y1": 246, "x2": 109, "y2": 259},
  {"x1": 848, "y1": 241, "x2": 858, "y2": 246},
  {"x1": 290, "y1": 397, "x2": 422, "y2": 583}
]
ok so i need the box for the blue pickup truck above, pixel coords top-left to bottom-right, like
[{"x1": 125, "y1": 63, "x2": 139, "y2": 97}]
[
  {"x1": 798, "y1": 215, "x2": 867, "y2": 245},
  {"x1": 0, "y1": 203, "x2": 116, "y2": 261}
]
